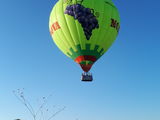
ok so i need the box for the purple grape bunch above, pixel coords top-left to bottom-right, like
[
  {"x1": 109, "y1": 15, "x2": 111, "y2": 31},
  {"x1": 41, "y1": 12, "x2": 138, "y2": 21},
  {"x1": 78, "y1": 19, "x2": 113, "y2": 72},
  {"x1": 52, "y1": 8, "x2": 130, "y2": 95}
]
[{"x1": 64, "y1": 4, "x2": 99, "y2": 40}]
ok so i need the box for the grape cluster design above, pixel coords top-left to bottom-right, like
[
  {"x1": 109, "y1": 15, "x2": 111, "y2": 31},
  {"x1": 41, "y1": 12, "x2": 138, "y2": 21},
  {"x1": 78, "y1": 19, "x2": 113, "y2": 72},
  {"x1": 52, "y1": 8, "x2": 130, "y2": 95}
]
[{"x1": 64, "y1": 4, "x2": 99, "y2": 40}]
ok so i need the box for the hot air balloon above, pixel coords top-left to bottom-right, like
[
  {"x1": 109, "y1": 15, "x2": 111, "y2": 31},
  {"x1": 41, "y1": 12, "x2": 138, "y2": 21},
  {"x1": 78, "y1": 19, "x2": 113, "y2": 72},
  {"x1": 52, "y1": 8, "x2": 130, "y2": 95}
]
[{"x1": 49, "y1": 0, "x2": 120, "y2": 81}]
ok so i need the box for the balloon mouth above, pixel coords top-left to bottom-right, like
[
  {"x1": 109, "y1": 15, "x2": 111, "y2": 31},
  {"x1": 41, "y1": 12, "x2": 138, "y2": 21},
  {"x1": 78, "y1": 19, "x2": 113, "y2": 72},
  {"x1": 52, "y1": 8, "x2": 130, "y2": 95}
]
[
  {"x1": 79, "y1": 64, "x2": 93, "y2": 72},
  {"x1": 75, "y1": 55, "x2": 97, "y2": 63},
  {"x1": 74, "y1": 55, "x2": 97, "y2": 72}
]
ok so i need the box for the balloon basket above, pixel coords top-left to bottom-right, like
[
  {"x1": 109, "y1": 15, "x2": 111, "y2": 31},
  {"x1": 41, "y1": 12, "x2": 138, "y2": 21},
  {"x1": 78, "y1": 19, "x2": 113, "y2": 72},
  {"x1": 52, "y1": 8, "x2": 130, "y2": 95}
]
[{"x1": 81, "y1": 72, "x2": 93, "y2": 82}]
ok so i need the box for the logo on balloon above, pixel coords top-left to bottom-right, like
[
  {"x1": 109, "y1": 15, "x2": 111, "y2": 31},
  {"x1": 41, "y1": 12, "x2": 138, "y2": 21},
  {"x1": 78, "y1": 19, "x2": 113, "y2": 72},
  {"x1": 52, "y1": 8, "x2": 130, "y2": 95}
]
[
  {"x1": 111, "y1": 18, "x2": 120, "y2": 32},
  {"x1": 50, "y1": 21, "x2": 61, "y2": 35},
  {"x1": 64, "y1": 4, "x2": 99, "y2": 40}
]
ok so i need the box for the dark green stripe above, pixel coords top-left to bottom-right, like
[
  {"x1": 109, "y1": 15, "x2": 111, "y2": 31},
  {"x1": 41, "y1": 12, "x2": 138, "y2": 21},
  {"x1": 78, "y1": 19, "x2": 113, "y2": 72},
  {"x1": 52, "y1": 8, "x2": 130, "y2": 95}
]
[{"x1": 67, "y1": 44, "x2": 104, "y2": 60}]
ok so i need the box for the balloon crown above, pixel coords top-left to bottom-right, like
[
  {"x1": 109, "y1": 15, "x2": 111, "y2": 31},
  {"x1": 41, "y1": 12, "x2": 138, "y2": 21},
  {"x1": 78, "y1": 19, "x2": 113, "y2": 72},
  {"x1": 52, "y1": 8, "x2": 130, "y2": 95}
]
[{"x1": 63, "y1": 0, "x2": 83, "y2": 4}]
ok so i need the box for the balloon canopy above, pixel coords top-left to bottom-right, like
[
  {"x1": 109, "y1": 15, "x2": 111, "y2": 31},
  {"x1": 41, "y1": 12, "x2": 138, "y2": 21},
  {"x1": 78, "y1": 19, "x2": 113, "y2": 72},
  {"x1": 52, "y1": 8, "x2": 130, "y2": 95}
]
[{"x1": 49, "y1": 0, "x2": 120, "y2": 72}]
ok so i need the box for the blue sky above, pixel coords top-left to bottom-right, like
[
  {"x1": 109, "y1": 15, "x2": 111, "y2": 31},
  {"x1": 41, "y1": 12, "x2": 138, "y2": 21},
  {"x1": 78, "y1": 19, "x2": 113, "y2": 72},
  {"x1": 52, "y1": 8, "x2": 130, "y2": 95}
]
[{"x1": 0, "y1": 0, "x2": 160, "y2": 120}]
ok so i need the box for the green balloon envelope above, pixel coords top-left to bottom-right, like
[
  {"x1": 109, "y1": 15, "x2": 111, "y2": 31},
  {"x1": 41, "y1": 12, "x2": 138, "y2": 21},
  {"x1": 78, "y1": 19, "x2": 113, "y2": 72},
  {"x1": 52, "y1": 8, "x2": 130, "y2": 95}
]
[{"x1": 49, "y1": 0, "x2": 120, "y2": 72}]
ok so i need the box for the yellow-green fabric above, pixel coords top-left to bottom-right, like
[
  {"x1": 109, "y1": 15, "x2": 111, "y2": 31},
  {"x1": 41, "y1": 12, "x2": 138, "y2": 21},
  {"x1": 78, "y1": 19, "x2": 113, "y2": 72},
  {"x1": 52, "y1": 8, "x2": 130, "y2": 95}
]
[{"x1": 49, "y1": 0, "x2": 120, "y2": 61}]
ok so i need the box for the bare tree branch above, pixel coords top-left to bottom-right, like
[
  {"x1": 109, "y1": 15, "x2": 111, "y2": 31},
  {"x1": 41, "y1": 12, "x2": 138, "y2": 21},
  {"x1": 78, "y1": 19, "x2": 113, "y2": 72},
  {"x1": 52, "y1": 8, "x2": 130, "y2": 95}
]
[
  {"x1": 35, "y1": 93, "x2": 53, "y2": 117},
  {"x1": 13, "y1": 90, "x2": 35, "y2": 118},
  {"x1": 13, "y1": 89, "x2": 65, "y2": 120},
  {"x1": 47, "y1": 106, "x2": 66, "y2": 120}
]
